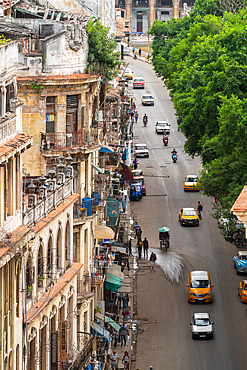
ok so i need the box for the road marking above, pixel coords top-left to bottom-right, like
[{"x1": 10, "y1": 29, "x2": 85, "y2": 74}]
[
  {"x1": 152, "y1": 150, "x2": 154, "y2": 154},
  {"x1": 179, "y1": 140, "x2": 181, "y2": 143},
  {"x1": 172, "y1": 128, "x2": 174, "y2": 132},
  {"x1": 148, "y1": 140, "x2": 150, "y2": 144}
]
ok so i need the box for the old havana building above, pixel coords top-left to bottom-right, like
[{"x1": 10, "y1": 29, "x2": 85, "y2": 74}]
[
  {"x1": 116, "y1": 0, "x2": 195, "y2": 32},
  {"x1": 0, "y1": 1, "x2": 134, "y2": 369}
]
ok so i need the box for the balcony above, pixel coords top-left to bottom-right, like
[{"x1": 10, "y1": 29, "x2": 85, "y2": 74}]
[
  {"x1": 68, "y1": 333, "x2": 95, "y2": 370},
  {"x1": 41, "y1": 128, "x2": 99, "y2": 151}
]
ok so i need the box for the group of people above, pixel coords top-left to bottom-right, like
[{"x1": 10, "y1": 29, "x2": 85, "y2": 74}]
[
  {"x1": 132, "y1": 46, "x2": 142, "y2": 58},
  {"x1": 110, "y1": 350, "x2": 154, "y2": 369},
  {"x1": 134, "y1": 222, "x2": 157, "y2": 270}
]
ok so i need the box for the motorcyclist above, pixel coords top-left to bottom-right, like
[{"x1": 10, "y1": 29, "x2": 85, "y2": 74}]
[
  {"x1": 163, "y1": 133, "x2": 168, "y2": 144},
  {"x1": 171, "y1": 148, "x2": 178, "y2": 158},
  {"x1": 143, "y1": 114, "x2": 148, "y2": 126}
]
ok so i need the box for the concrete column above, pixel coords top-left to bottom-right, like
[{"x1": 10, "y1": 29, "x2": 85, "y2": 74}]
[
  {"x1": 149, "y1": 0, "x2": 156, "y2": 28},
  {"x1": 126, "y1": 0, "x2": 132, "y2": 31},
  {"x1": 173, "y1": 0, "x2": 180, "y2": 19}
]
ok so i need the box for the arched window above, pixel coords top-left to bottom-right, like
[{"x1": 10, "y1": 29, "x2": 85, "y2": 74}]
[
  {"x1": 26, "y1": 255, "x2": 34, "y2": 299},
  {"x1": 47, "y1": 236, "x2": 53, "y2": 279},
  {"x1": 57, "y1": 228, "x2": 62, "y2": 270},
  {"x1": 37, "y1": 244, "x2": 44, "y2": 288},
  {"x1": 65, "y1": 222, "x2": 70, "y2": 269}
]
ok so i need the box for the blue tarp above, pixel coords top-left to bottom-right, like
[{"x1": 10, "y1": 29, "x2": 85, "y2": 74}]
[
  {"x1": 91, "y1": 321, "x2": 110, "y2": 342},
  {"x1": 99, "y1": 147, "x2": 114, "y2": 153}
]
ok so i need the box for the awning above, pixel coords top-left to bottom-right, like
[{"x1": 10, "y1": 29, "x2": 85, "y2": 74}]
[
  {"x1": 95, "y1": 312, "x2": 120, "y2": 332},
  {"x1": 99, "y1": 147, "x2": 114, "y2": 154},
  {"x1": 107, "y1": 266, "x2": 124, "y2": 280},
  {"x1": 91, "y1": 322, "x2": 110, "y2": 342},
  {"x1": 92, "y1": 162, "x2": 104, "y2": 174},
  {"x1": 94, "y1": 226, "x2": 115, "y2": 240},
  {"x1": 105, "y1": 272, "x2": 122, "y2": 292}
]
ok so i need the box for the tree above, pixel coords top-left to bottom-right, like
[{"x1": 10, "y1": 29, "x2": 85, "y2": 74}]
[{"x1": 86, "y1": 18, "x2": 121, "y2": 80}]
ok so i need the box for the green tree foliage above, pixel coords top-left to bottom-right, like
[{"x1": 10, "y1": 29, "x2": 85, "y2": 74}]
[
  {"x1": 149, "y1": 5, "x2": 247, "y2": 226},
  {"x1": 86, "y1": 18, "x2": 121, "y2": 80}
]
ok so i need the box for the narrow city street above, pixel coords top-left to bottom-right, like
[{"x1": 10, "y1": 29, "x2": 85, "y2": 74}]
[{"x1": 126, "y1": 56, "x2": 247, "y2": 370}]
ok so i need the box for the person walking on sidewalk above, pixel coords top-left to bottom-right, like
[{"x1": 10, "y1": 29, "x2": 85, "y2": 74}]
[
  {"x1": 138, "y1": 240, "x2": 142, "y2": 259},
  {"x1": 143, "y1": 237, "x2": 149, "y2": 259},
  {"x1": 134, "y1": 222, "x2": 140, "y2": 238},
  {"x1": 150, "y1": 252, "x2": 157, "y2": 271},
  {"x1": 139, "y1": 48, "x2": 142, "y2": 57},
  {"x1": 122, "y1": 351, "x2": 130, "y2": 370},
  {"x1": 110, "y1": 350, "x2": 119, "y2": 369},
  {"x1": 119, "y1": 323, "x2": 128, "y2": 346},
  {"x1": 135, "y1": 111, "x2": 139, "y2": 123},
  {"x1": 133, "y1": 157, "x2": 138, "y2": 170},
  {"x1": 197, "y1": 201, "x2": 203, "y2": 220},
  {"x1": 128, "y1": 238, "x2": 132, "y2": 255}
]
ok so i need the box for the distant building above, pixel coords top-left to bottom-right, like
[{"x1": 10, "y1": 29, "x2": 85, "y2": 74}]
[{"x1": 116, "y1": 0, "x2": 195, "y2": 33}]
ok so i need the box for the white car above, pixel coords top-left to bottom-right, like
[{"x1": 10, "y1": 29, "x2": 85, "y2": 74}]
[
  {"x1": 190, "y1": 313, "x2": 214, "y2": 339},
  {"x1": 155, "y1": 121, "x2": 170, "y2": 134},
  {"x1": 134, "y1": 144, "x2": 149, "y2": 158},
  {"x1": 142, "y1": 95, "x2": 154, "y2": 106}
]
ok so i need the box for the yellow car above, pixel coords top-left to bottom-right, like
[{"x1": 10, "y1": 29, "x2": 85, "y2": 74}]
[
  {"x1": 187, "y1": 271, "x2": 214, "y2": 303},
  {"x1": 124, "y1": 67, "x2": 133, "y2": 80},
  {"x1": 238, "y1": 280, "x2": 247, "y2": 303},
  {"x1": 179, "y1": 207, "x2": 199, "y2": 226},
  {"x1": 184, "y1": 175, "x2": 199, "y2": 191}
]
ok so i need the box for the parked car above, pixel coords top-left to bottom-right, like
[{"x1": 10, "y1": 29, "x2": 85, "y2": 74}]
[
  {"x1": 238, "y1": 280, "x2": 247, "y2": 303},
  {"x1": 184, "y1": 175, "x2": 199, "y2": 191},
  {"x1": 142, "y1": 94, "x2": 154, "y2": 106},
  {"x1": 132, "y1": 169, "x2": 143, "y2": 177},
  {"x1": 133, "y1": 77, "x2": 145, "y2": 89},
  {"x1": 132, "y1": 176, "x2": 146, "y2": 195},
  {"x1": 155, "y1": 121, "x2": 170, "y2": 134},
  {"x1": 190, "y1": 313, "x2": 214, "y2": 339},
  {"x1": 187, "y1": 271, "x2": 214, "y2": 303},
  {"x1": 130, "y1": 183, "x2": 142, "y2": 201},
  {"x1": 124, "y1": 67, "x2": 133, "y2": 80},
  {"x1": 233, "y1": 251, "x2": 247, "y2": 274},
  {"x1": 134, "y1": 144, "x2": 149, "y2": 158},
  {"x1": 179, "y1": 208, "x2": 199, "y2": 226}
]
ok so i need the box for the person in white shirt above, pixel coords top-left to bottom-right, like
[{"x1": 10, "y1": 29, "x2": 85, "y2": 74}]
[{"x1": 110, "y1": 351, "x2": 119, "y2": 369}]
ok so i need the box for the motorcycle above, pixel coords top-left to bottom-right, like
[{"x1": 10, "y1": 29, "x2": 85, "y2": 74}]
[
  {"x1": 163, "y1": 136, "x2": 168, "y2": 146},
  {"x1": 172, "y1": 153, "x2": 177, "y2": 163}
]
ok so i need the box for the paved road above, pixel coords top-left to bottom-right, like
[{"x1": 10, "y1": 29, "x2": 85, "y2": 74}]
[{"x1": 126, "y1": 56, "x2": 247, "y2": 370}]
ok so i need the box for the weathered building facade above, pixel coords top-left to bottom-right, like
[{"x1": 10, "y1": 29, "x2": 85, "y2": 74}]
[{"x1": 116, "y1": 0, "x2": 195, "y2": 32}]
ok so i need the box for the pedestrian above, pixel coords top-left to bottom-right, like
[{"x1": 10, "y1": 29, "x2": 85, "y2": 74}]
[
  {"x1": 110, "y1": 350, "x2": 119, "y2": 369},
  {"x1": 119, "y1": 323, "x2": 128, "y2": 346},
  {"x1": 138, "y1": 240, "x2": 142, "y2": 259},
  {"x1": 133, "y1": 158, "x2": 138, "y2": 170},
  {"x1": 123, "y1": 293, "x2": 129, "y2": 308},
  {"x1": 133, "y1": 102, "x2": 136, "y2": 110},
  {"x1": 128, "y1": 238, "x2": 132, "y2": 255},
  {"x1": 117, "y1": 292, "x2": 123, "y2": 309},
  {"x1": 138, "y1": 48, "x2": 142, "y2": 57},
  {"x1": 132, "y1": 46, "x2": 135, "y2": 54},
  {"x1": 150, "y1": 252, "x2": 157, "y2": 271},
  {"x1": 113, "y1": 329, "x2": 119, "y2": 348},
  {"x1": 135, "y1": 111, "x2": 139, "y2": 123},
  {"x1": 134, "y1": 222, "x2": 140, "y2": 238},
  {"x1": 197, "y1": 201, "x2": 203, "y2": 220},
  {"x1": 137, "y1": 227, "x2": 142, "y2": 240},
  {"x1": 143, "y1": 237, "x2": 149, "y2": 259},
  {"x1": 122, "y1": 351, "x2": 130, "y2": 370}
]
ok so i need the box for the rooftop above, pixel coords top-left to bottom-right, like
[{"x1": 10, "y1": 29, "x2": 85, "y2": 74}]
[
  {"x1": 0, "y1": 133, "x2": 33, "y2": 164},
  {"x1": 231, "y1": 185, "x2": 247, "y2": 213}
]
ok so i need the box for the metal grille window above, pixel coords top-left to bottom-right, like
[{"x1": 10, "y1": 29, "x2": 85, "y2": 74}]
[
  {"x1": 6, "y1": 82, "x2": 15, "y2": 113},
  {"x1": 46, "y1": 96, "x2": 56, "y2": 133},
  {"x1": 66, "y1": 95, "x2": 78, "y2": 111}
]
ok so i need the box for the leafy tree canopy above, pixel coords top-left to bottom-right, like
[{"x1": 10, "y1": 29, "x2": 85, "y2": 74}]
[
  {"x1": 86, "y1": 18, "x2": 121, "y2": 80},
  {"x1": 149, "y1": 4, "x2": 247, "y2": 228}
]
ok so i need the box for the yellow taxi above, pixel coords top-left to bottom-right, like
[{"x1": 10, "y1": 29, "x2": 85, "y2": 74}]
[
  {"x1": 124, "y1": 67, "x2": 133, "y2": 80},
  {"x1": 183, "y1": 175, "x2": 199, "y2": 191},
  {"x1": 238, "y1": 280, "x2": 247, "y2": 303},
  {"x1": 179, "y1": 207, "x2": 199, "y2": 226},
  {"x1": 187, "y1": 271, "x2": 214, "y2": 303}
]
